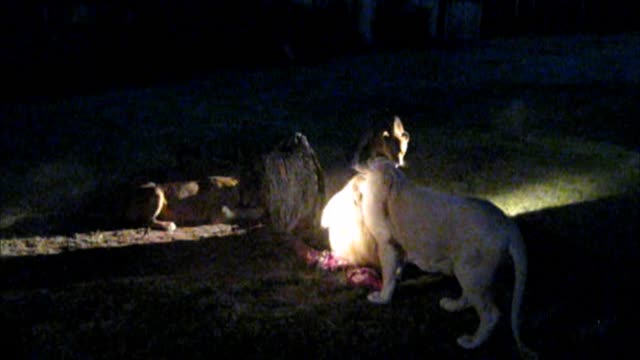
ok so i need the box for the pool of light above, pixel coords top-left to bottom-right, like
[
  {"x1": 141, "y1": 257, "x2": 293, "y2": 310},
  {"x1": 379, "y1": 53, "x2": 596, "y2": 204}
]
[{"x1": 482, "y1": 167, "x2": 638, "y2": 216}]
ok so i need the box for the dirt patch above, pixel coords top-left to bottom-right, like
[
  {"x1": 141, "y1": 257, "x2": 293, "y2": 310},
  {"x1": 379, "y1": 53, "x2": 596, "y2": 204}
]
[{"x1": 0, "y1": 224, "x2": 251, "y2": 257}]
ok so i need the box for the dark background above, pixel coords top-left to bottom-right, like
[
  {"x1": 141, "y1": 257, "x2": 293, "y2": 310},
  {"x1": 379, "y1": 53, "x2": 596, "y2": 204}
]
[{"x1": 2, "y1": 0, "x2": 639, "y2": 99}]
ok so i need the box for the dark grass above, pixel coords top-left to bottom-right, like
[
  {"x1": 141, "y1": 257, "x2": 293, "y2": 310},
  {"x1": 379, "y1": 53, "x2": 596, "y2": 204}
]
[{"x1": 2, "y1": 192, "x2": 638, "y2": 359}]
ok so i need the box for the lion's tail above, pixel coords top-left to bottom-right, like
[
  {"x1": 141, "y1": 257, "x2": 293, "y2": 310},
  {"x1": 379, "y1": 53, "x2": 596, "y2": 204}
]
[{"x1": 508, "y1": 231, "x2": 538, "y2": 360}]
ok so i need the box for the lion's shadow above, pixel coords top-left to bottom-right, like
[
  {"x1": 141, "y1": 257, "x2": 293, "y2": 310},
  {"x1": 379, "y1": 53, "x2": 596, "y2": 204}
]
[
  {"x1": 378, "y1": 191, "x2": 638, "y2": 358},
  {"x1": 507, "y1": 191, "x2": 639, "y2": 358}
]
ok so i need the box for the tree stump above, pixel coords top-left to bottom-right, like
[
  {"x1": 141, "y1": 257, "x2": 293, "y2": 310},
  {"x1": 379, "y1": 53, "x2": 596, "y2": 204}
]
[{"x1": 260, "y1": 132, "x2": 326, "y2": 249}]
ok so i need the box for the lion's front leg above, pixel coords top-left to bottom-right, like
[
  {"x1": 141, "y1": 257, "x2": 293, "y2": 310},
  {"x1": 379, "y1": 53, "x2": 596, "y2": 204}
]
[
  {"x1": 126, "y1": 182, "x2": 176, "y2": 232},
  {"x1": 149, "y1": 186, "x2": 176, "y2": 232},
  {"x1": 368, "y1": 240, "x2": 401, "y2": 304}
]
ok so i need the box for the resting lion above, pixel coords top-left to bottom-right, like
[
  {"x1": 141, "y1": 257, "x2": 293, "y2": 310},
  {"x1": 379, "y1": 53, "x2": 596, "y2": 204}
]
[
  {"x1": 357, "y1": 159, "x2": 535, "y2": 357},
  {"x1": 125, "y1": 176, "x2": 263, "y2": 232}
]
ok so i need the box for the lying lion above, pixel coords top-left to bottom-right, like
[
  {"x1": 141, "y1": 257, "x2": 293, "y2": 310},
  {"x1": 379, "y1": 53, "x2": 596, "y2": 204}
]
[
  {"x1": 125, "y1": 175, "x2": 263, "y2": 232},
  {"x1": 356, "y1": 159, "x2": 536, "y2": 358}
]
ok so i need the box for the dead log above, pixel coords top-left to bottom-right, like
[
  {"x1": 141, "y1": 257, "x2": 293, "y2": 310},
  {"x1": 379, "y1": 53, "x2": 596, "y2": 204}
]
[{"x1": 260, "y1": 132, "x2": 326, "y2": 248}]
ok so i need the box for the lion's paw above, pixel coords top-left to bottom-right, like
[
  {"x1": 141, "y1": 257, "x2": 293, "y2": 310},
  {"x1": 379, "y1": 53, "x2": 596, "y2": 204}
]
[
  {"x1": 439, "y1": 296, "x2": 469, "y2": 312},
  {"x1": 153, "y1": 220, "x2": 176, "y2": 233},
  {"x1": 367, "y1": 291, "x2": 390, "y2": 305},
  {"x1": 457, "y1": 334, "x2": 480, "y2": 349}
]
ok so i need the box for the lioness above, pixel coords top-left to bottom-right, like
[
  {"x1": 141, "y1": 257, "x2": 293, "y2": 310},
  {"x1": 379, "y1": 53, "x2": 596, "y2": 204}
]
[
  {"x1": 321, "y1": 115, "x2": 409, "y2": 266},
  {"x1": 357, "y1": 159, "x2": 535, "y2": 357},
  {"x1": 125, "y1": 176, "x2": 262, "y2": 232}
]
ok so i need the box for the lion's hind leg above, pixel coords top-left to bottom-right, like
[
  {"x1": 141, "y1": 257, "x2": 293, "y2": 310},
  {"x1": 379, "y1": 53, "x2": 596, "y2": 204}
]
[
  {"x1": 456, "y1": 291, "x2": 500, "y2": 349},
  {"x1": 453, "y1": 259, "x2": 501, "y2": 349}
]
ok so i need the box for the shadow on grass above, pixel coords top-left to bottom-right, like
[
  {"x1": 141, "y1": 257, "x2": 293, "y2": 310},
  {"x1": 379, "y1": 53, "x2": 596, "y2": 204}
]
[
  {"x1": 1, "y1": 192, "x2": 638, "y2": 359},
  {"x1": 513, "y1": 191, "x2": 639, "y2": 359}
]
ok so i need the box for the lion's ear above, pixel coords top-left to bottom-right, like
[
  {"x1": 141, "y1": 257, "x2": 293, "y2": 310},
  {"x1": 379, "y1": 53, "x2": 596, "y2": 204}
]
[{"x1": 393, "y1": 116, "x2": 405, "y2": 138}]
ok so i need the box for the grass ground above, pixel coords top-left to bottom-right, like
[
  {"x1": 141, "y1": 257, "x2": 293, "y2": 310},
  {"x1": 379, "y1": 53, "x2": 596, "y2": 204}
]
[{"x1": 1, "y1": 33, "x2": 639, "y2": 359}]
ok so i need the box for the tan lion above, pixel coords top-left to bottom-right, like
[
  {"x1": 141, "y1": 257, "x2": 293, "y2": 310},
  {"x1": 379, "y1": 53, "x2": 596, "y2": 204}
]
[
  {"x1": 125, "y1": 176, "x2": 262, "y2": 232},
  {"x1": 357, "y1": 159, "x2": 535, "y2": 358}
]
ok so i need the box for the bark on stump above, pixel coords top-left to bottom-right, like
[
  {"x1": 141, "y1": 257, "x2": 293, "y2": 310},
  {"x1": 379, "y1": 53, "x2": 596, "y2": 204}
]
[{"x1": 260, "y1": 132, "x2": 326, "y2": 249}]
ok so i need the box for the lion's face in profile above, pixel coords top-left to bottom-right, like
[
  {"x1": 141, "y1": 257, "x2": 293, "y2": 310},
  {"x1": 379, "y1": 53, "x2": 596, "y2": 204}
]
[
  {"x1": 353, "y1": 115, "x2": 410, "y2": 168},
  {"x1": 378, "y1": 116, "x2": 410, "y2": 167}
]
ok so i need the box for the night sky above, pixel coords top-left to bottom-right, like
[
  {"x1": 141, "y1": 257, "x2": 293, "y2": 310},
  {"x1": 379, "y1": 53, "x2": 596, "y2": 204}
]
[{"x1": 2, "y1": 0, "x2": 639, "y2": 98}]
